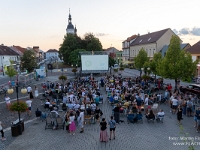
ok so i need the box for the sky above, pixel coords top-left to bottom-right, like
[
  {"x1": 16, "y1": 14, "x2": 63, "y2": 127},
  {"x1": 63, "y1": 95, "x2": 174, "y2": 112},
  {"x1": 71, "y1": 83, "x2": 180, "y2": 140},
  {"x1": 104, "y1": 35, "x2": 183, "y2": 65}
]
[{"x1": 0, "y1": 0, "x2": 200, "y2": 51}]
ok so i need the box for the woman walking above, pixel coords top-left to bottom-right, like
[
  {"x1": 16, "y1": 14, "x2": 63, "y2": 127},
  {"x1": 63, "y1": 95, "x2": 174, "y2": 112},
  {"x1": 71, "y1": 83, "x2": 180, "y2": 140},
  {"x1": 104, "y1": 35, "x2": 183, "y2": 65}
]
[
  {"x1": 108, "y1": 116, "x2": 116, "y2": 140},
  {"x1": 0, "y1": 121, "x2": 6, "y2": 140},
  {"x1": 65, "y1": 111, "x2": 70, "y2": 133},
  {"x1": 69, "y1": 112, "x2": 76, "y2": 135},
  {"x1": 99, "y1": 118, "x2": 108, "y2": 142},
  {"x1": 34, "y1": 86, "x2": 39, "y2": 98}
]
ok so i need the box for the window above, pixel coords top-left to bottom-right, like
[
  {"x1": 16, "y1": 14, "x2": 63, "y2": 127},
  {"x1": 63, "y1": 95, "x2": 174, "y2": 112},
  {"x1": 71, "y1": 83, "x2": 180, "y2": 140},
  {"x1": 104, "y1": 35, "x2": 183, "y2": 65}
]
[
  {"x1": 139, "y1": 39, "x2": 143, "y2": 43},
  {"x1": 148, "y1": 37, "x2": 151, "y2": 41}
]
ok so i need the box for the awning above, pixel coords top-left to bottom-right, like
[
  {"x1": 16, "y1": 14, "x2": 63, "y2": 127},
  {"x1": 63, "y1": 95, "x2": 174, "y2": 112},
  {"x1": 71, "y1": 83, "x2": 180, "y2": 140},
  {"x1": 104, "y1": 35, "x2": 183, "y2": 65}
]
[{"x1": 122, "y1": 60, "x2": 134, "y2": 64}]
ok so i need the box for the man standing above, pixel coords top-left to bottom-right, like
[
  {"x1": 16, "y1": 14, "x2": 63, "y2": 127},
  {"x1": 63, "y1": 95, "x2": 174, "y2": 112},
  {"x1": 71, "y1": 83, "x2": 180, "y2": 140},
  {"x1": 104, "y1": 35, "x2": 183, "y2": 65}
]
[
  {"x1": 27, "y1": 85, "x2": 32, "y2": 94},
  {"x1": 79, "y1": 109, "x2": 84, "y2": 133},
  {"x1": 108, "y1": 116, "x2": 116, "y2": 140},
  {"x1": 0, "y1": 121, "x2": 6, "y2": 140},
  {"x1": 26, "y1": 99, "x2": 32, "y2": 116}
]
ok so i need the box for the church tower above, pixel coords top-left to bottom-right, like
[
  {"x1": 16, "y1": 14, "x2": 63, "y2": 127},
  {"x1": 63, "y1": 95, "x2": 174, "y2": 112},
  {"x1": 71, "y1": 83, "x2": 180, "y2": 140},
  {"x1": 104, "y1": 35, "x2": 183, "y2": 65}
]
[{"x1": 66, "y1": 9, "x2": 77, "y2": 34}]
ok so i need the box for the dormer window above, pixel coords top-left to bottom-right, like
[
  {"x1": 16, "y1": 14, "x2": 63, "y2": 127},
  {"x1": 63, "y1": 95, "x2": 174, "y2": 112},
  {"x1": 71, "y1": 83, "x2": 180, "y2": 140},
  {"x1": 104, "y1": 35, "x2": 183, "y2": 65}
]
[{"x1": 148, "y1": 38, "x2": 151, "y2": 41}]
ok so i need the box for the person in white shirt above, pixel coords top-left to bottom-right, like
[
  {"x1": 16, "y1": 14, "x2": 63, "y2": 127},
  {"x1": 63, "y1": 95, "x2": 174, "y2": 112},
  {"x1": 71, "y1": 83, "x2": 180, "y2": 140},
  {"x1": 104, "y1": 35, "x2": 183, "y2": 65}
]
[
  {"x1": 157, "y1": 109, "x2": 165, "y2": 117},
  {"x1": 5, "y1": 96, "x2": 11, "y2": 109},
  {"x1": 144, "y1": 95, "x2": 149, "y2": 114},
  {"x1": 171, "y1": 97, "x2": 178, "y2": 114},
  {"x1": 73, "y1": 103, "x2": 80, "y2": 111},
  {"x1": 79, "y1": 109, "x2": 84, "y2": 133},
  {"x1": 27, "y1": 85, "x2": 32, "y2": 94},
  {"x1": 26, "y1": 99, "x2": 32, "y2": 116}
]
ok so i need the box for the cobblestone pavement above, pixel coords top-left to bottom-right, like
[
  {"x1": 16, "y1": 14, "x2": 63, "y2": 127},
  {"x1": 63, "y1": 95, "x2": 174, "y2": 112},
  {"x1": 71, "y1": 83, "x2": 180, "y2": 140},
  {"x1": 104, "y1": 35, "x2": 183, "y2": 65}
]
[{"x1": 1, "y1": 74, "x2": 200, "y2": 150}]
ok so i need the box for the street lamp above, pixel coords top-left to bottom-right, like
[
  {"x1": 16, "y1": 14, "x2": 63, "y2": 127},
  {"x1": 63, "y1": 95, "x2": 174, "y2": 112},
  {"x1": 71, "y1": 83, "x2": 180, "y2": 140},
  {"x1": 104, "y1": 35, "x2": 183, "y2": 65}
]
[
  {"x1": 118, "y1": 57, "x2": 119, "y2": 65},
  {"x1": 1, "y1": 56, "x2": 4, "y2": 76},
  {"x1": 7, "y1": 74, "x2": 27, "y2": 134}
]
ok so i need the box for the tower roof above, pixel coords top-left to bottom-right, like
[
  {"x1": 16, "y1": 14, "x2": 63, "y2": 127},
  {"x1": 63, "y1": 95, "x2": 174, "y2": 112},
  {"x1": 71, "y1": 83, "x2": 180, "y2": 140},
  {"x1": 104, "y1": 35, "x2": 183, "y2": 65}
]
[{"x1": 67, "y1": 22, "x2": 74, "y2": 29}]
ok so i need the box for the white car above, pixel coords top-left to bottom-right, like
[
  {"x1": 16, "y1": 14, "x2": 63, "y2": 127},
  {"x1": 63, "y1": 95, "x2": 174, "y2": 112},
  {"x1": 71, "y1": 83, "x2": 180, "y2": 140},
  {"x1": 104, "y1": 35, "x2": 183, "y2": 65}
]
[{"x1": 113, "y1": 64, "x2": 119, "y2": 69}]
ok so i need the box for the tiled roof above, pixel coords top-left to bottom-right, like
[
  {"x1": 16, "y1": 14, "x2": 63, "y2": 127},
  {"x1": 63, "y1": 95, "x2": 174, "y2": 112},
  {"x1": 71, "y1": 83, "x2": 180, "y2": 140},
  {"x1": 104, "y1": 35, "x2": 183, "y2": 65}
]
[
  {"x1": 127, "y1": 35, "x2": 137, "y2": 42},
  {"x1": 160, "y1": 43, "x2": 190, "y2": 57},
  {"x1": 0, "y1": 45, "x2": 19, "y2": 56},
  {"x1": 46, "y1": 49, "x2": 58, "y2": 52},
  {"x1": 130, "y1": 28, "x2": 170, "y2": 46},
  {"x1": 13, "y1": 46, "x2": 27, "y2": 53},
  {"x1": 186, "y1": 41, "x2": 200, "y2": 54}
]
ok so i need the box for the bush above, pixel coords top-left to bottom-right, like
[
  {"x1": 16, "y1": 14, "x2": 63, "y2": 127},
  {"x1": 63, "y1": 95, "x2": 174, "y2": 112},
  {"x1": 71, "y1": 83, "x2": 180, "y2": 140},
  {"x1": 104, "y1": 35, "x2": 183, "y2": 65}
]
[
  {"x1": 129, "y1": 66, "x2": 134, "y2": 69},
  {"x1": 114, "y1": 69, "x2": 118, "y2": 72},
  {"x1": 142, "y1": 74, "x2": 151, "y2": 80},
  {"x1": 72, "y1": 68, "x2": 77, "y2": 73},
  {"x1": 10, "y1": 101, "x2": 28, "y2": 112},
  {"x1": 119, "y1": 67, "x2": 124, "y2": 71},
  {"x1": 58, "y1": 75, "x2": 67, "y2": 81}
]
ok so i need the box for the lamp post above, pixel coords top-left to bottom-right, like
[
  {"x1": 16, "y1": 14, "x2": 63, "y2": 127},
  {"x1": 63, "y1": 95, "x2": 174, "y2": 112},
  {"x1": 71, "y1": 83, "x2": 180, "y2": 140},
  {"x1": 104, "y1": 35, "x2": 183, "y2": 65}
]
[
  {"x1": 118, "y1": 57, "x2": 119, "y2": 65},
  {"x1": 1, "y1": 56, "x2": 4, "y2": 76},
  {"x1": 7, "y1": 74, "x2": 27, "y2": 133}
]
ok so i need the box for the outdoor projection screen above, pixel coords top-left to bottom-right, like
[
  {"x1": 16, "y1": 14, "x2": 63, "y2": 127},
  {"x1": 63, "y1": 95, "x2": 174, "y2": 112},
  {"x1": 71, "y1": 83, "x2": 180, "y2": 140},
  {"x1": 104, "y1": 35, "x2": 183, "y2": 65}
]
[{"x1": 81, "y1": 55, "x2": 108, "y2": 71}]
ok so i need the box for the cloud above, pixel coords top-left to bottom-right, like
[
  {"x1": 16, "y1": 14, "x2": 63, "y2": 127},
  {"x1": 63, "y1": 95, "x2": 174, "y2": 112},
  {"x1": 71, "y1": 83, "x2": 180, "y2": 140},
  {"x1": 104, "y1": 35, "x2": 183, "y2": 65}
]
[
  {"x1": 179, "y1": 28, "x2": 190, "y2": 35},
  {"x1": 95, "y1": 33, "x2": 108, "y2": 37},
  {"x1": 173, "y1": 27, "x2": 200, "y2": 36},
  {"x1": 189, "y1": 38, "x2": 195, "y2": 40},
  {"x1": 191, "y1": 27, "x2": 200, "y2": 36}
]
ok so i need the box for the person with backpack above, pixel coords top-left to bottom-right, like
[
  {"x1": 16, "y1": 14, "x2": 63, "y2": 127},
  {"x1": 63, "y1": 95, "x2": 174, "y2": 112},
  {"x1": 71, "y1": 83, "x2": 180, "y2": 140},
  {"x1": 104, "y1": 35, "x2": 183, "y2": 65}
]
[
  {"x1": 108, "y1": 116, "x2": 116, "y2": 140},
  {"x1": 187, "y1": 98, "x2": 193, "y2": 117}
]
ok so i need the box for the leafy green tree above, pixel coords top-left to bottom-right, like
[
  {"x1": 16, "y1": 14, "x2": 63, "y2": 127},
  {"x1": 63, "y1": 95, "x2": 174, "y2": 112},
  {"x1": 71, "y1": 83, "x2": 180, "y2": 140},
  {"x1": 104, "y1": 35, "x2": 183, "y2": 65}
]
[
  {"x1": 134, "y1": 48, "x2": 149, "y2": 76},
  {"x1": 150, "y1": 52, "x2": 162, "y2": 79},
  {"x1": 59, "y1": 34, "x2": 79, "y2": 64},
  {"x1": 83, "y1": 33, "x2": 102, "y2": 51},
  {"x1": 5, "y1": 61, "x2": 18, "y2": 80},
  {"x1": 158, "y1": 35, "x2": 198, "y2": 88},
  {"x1": 68, "y1": 49, "x2": 86, "y2": 66},
  {"x1": 20, "y1": 50, "x2": 37, "y2": 73}
]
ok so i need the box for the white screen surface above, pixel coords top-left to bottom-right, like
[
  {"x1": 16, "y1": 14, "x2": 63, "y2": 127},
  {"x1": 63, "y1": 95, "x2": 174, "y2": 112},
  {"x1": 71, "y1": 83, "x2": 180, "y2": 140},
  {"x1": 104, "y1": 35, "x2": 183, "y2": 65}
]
[{"x1": 81, "y1": 55, "x2": 108, "y2": 71}]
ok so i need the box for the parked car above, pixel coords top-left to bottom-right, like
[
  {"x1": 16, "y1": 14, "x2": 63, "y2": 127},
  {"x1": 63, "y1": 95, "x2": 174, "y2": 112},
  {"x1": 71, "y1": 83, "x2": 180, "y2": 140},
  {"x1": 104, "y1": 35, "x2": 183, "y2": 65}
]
[
  {"x1": 179, "y1": 84, "x2": 200, "y2": 97},
  {"x1": 113, "y1": 64, "x2": 119, "y2": 69}
]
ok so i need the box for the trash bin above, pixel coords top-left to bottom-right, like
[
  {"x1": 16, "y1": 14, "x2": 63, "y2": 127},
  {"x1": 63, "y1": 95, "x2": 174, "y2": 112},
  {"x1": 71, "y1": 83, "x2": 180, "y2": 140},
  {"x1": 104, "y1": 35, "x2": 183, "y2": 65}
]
[
  {"x1": 11, "y1": 119, "x2": 24, "y2": 137},
  {"x1": 11, "y1": 124, "x2": 19, "y2": 137}
]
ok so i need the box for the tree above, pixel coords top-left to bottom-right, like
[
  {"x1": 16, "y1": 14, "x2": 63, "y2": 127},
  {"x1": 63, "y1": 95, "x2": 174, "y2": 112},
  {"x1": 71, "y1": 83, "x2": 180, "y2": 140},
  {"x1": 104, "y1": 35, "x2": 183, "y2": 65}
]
[
  {"x1": 134, "y1": 48, "x2": 149, "y2": 76},
  {"x1": 158, "y1": 35, "x2": 198, "y2": 88},
  {"x1": 150, "y1": 52, "x2": 162, "y2": 80},
  {"x1": 5, "y1": 61, "x2": 18, "y2": 80},
  {"x1": 68, "y1": 49, "x2": 86, "y2": 66},
  {"x1": 20, "y1": 50, "x2": 37, "y2": 73},
  {"x1": 109, "y1": 56, "x2": 116, "y2": 68},
  {"x1": 83, "y1": 33, "x2": 103, "y2": 51},
  {"x1": 59, "y1": 34, "x2": 79, "y2": 64}
]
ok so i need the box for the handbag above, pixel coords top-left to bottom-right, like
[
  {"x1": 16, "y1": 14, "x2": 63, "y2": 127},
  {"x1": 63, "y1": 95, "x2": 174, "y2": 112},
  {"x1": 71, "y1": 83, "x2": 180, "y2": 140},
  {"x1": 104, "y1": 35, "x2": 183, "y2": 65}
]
[{"x1": 65, "y1": 121, "x2": 71, "y2": 126}]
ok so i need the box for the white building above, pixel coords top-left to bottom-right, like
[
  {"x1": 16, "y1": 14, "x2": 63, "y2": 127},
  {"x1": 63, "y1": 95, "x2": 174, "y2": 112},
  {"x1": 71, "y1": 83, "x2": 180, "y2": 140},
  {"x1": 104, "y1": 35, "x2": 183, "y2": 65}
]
[
  {"x1": 130, "y1": 28, "x2": 179, "y2": 60},
  {"x1": 0, "y1": 45, "x2": 19, "y2": 75},
  {"x1": 45, "y1": 49, "x2": 61, "y2": 62}
]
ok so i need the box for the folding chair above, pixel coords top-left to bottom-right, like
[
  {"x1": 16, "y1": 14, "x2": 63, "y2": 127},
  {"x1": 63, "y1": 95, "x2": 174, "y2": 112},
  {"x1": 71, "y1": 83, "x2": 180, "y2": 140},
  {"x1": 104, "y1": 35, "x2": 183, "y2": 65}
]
[
  {"x1": 45, "y1": 116, "x2": 53, "y2": 130},
  {"x1": 56, "y1": 117, "x2": 64, "y2": 130}
]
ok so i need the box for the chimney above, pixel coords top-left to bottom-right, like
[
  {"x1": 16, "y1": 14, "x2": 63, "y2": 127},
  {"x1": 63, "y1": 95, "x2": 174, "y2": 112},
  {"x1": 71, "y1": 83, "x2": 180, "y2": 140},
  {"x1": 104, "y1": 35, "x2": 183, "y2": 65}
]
[{"x1": 138, "y1": 33, "x2": 140, "y2": 36}]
